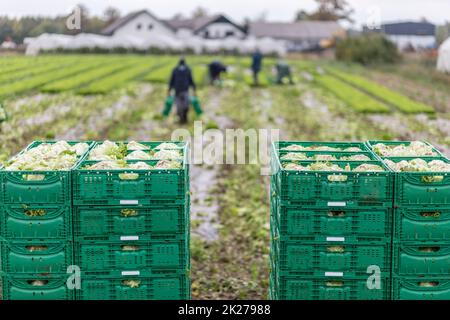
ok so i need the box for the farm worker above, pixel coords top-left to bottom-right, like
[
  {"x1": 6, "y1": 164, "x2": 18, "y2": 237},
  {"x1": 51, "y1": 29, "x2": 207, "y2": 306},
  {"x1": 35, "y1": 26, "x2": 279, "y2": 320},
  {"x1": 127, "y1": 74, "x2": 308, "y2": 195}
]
[
  {"x1": 208, "y1": 61, "x2": 227, "y2": 85},
  {"x1": 168, "y1": 57, "x2": 197, "y2": 124},
  {"x1": 251, "y1": 49, "x2": 263, "y2": 86},
  {"x1": 275, "y1": 60, "x2": 294, "y2": 85}
]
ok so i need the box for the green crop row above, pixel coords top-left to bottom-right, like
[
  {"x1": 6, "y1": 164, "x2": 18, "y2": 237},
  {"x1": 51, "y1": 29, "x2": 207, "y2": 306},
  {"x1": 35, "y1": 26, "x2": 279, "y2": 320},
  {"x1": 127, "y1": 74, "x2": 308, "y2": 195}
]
[
  {"x1": 315, "y1": 74, "x2": 390, "y2": 113},
  {"x1": 0, "y1": 58, "x2": 99, "y2": 98},
  {"x1": 143, "y1": 63, "x2": 174, "y2": 83},
  {"x1": 0, "y1": 58, "x2": 78, "y2": 85},
  {"x1": 77, "y1": 61, "x2": 156, "y2": 94},
  {"x1": 40, "y1": 59, "x2": 136, "y2": 92},
  {"x1": 327, "y1": 68, "x2": 435, "y2": 113},
  {"x1": 192, "y1": 64, "x2": 209, "y2": 86}
]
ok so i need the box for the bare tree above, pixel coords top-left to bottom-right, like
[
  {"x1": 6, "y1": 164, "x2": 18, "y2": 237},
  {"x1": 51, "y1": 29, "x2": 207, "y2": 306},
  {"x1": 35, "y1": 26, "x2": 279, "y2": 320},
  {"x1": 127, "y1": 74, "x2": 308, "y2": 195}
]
[
  {"x1": 192, "y1": 7, "x2": 208, "y2": 19},
  {"x1": 103, "y1": 7, "x2": 121, "y2": 24},
  {"x1": 302, "y1": 0, "x2": 354, "y2": 22}
]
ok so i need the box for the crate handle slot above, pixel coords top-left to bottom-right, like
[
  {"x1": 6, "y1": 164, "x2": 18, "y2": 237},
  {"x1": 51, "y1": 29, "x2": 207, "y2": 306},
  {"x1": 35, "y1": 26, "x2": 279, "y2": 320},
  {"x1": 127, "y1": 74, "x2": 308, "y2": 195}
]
[
  {"x1": 420, "y1": 211, "x2": 441, "y2": 218},
  {"x1": 121, "y1": 279, "x2": 141, "y2": 288},
  {"x1": 327, "y1": 246, "x2": 345, "y2": 253},
  {"x1": 328, "y1": 211, "x2": 345, "y2": 217},
  {"x1": 326, "y1": 281, "x2": 344, "y2": 287},
  {"x1": 121, "y1": 245, "x2": 140, "y2": 251},
  {"x1": 418, "y1": 246, "x2": 440, "y2": 252},
  {"x1": 418, "y1": 281, "x2": 439, "y2": 287},
  {"x1": 118, "y1": 173, "x2": 139, "y2": 180},
  {"x1": 121, "y1": 209, "x2": 139, "y2": 217},
  {"x1": 21, "y1": 174, "x2": 46, "y2": 181},
  {"x1": 26, "y1": 245, "x2": 49, "y2": 252},
  {"x1": 24, "y1": 208, "x2": 47, "y2": 217},
  {"x1": 327, "y1": 175, "x2": 348, "y2": 182},
  {"x1": 420, "y1": 175, "x2": 444, "y2": 183},
  {"x1": 27, "y1": 280, "x2": 49, "y2": 286}
]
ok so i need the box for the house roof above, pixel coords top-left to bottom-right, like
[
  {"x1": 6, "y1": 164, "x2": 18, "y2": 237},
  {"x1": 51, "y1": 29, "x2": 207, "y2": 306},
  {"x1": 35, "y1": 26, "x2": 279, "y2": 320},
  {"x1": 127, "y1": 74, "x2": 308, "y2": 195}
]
[
  {"x1": 249, "y1": 21, "x2": 344, "y2": 41},
  {"x1": 102, "y1": 10, "x2": 173, "y2": 35},
  {"x1": 164, "y1": 15, "x2": 246, "y2": 34},
  {"x1": 381, "y1": 21, "x2": 436, "y2": 36}
]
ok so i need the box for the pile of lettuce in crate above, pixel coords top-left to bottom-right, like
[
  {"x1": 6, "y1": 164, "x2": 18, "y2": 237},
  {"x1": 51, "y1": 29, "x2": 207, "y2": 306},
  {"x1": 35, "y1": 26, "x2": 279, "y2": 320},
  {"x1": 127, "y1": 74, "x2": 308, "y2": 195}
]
[
  {"x1": 270, "y1": 140, "x2": 450, "y2": 300},
  {"x1": 0, "y1": 140, "x2": 190, "y2": 300}
]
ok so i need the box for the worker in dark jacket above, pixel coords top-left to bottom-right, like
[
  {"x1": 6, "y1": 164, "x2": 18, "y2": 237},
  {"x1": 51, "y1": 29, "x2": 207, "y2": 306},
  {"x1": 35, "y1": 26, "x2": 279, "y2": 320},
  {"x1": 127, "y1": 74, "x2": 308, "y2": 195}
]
[
  {"x1": 251, "y1": 49, "x2": 263, "y2": 86},
  {"x1": 168, "y1": 58, "x2": 196, "y2": 124},
  {"x1": 208, "y1": 61, "x2": 227, "y2": 85},
  {"x1": 275, "y1": 60, "x2": 294, "y2": 85}
]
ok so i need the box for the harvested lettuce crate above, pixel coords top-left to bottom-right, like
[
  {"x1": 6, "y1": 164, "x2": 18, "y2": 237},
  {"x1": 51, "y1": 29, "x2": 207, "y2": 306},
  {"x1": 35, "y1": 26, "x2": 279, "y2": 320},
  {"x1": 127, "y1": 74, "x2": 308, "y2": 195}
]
[
  {"x1": 0, "y1": 240, "x2": 73, "y2": 274},
  {"x1": 394, "y1": 207, "x2": 450, "y2": 241},
  {"x1": 76, "y1": 274, "x2": 190, "y2": 300},
  {"x1": 73, "y1": 204, "x2": 188, "y2": 239},
  {"x1": 277, "y1": 150, "x2": 378, "y2": 162},
  {"x1": 386, "y1": 157, "x2": 450, "y2": 206},
  {"x1": 392, "y1": 276, "x2": 450, "y2": 300},
  {"x1": 273, "y1": 203, "x2": 392, "y2": 242},
  {"x1": 0, "y1": 204, "x2": 72, "y2": 240},
  {"x1": 392, "y1": 242, "x2": 450, "y2": 276},
  {"x1": 271, "y1": 237, "x2": 391, "y2": 276},
  {"x1": 366, "y1": 140, "x2": 444, "y2": 159},
  {"x1": 74, "y1": 238, "x2": 189, "y2": 275},
  {"x1": 272, "y1": 156, "x2": 393, "y2": 206},
  {"x1": 0, "y1": 141, "x2": 92, "y2": 205},
  {"x1": 274, "y1": 141, "x2": 371, "y2": 153},
  {"x1": 72, "y1": 141, "x2": 189, "y2": 206},
  {"x1": 272, "y1": 274, "x2": 390, "y2": 300},
  {"x1": 1, "y1": 274, "x2": 75, "y2": 300}
]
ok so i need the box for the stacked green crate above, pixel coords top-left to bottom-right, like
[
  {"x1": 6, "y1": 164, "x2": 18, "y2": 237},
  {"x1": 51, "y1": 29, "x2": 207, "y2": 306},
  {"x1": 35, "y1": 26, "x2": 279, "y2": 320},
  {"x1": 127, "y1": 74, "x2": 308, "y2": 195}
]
[
  {"x1": 368, "y1": 140, "x2": 450, "y2": 300},
  {"x1": 0, "y1": 141, "x2": 92, "y2": 300},
  {"x1": 270, "y1": 141, "x2": 393, "y2": 300},
  {"x1": 72, "y1": 141, "x2": 190, "y2": 300}
]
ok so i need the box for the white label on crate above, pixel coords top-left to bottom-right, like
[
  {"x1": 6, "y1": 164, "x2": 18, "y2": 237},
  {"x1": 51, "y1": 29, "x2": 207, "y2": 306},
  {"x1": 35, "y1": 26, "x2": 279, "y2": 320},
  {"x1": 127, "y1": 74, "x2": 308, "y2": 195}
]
[
  {"x1": 122, "y1": 271, "x2": 140, "y2": 276},
  {"x1": 120, "y1": 200, "x2": 139, "y2": 205},
  {"x1": 327, "y1": 201, "x2": 346, "y2": 207},
  {"x1": 326, "y1": 237, "x2": 345, "y2": 242},
  {"x1": 325, "y1": 272, "x2": 343, "y2": 277},
  {"x1": 120, "y1": 236, "x2": 139, "y2": 241}
]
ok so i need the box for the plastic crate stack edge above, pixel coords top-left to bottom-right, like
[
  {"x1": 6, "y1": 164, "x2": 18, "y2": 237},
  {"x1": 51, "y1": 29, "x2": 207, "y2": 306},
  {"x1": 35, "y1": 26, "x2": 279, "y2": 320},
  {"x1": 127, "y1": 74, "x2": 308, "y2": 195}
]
[
  {"x1": 0, "y1": 141, "x2": 95, "y2": 300},
  {"x1": 366, "y1": 140, "x2": 450, "y2": 300},
  {"x1": 72, "y1": 141, "x2": 190, "y2": 301},
  {"x1": 270, "y1": 141, "x2": 393, "y2": 300}
]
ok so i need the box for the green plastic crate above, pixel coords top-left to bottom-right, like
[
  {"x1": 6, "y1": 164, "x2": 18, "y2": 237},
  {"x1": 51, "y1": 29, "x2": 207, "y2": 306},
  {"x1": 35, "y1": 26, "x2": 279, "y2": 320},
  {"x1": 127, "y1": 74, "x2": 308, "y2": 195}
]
[
  {"x1": 366, "y1": 140, "x2": 444, "y2": 158},
  {"x1": 1, "y1": 275, "x2": 75, "y2": 300},
  {"x1": 0, "y1": 204, "x2": 72, "y2": 240},
  {"x1": 272, "y1": 203, "x2": 392, "y2": 242},
  {"x1": 394, "y1": 207, "x2": 450, "y2": 241},
  {"x1": 0, "y1": 141, "x2": 93, "y2": 205},
  {"x1": 271, "y1": 237, "x2": 391, "y2": 276},
  {"x1": 387, "y1": 157, "x2": 450, "y2": 206},
  {"x1": 0, "y1": 240, "x2": 73, "y2": 274},
  {"x1": 271, "y1": 274, "x2": 390, "y2": 300},
  {"x1": 74, "y1": 238, "x2": 189, "y2": 275},
  {"x1": 76, "y1": 274, "x2": 190, "y2": 300},
  {"x1": 393, "y1": 242, "x2": 450, "y2": 276},
  {"x1": 73, "y1": 141, "x2": 189, "y2": 206},
  {"x1": 392, "y1": 276, "x2": 450, "y2": 300},
  {"x1": 272, "y1": 163, "x2": 393, "y2": 207},
  {"x1": 73, "y1": 204, "x2": 188, "y2": 239}
]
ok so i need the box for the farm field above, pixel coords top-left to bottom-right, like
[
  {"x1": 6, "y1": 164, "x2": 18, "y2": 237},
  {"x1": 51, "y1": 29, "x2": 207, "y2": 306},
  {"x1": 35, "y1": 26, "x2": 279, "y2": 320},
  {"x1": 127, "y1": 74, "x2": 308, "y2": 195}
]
[{"x1": 0, "y1": 54, "x2": 449, "y2": 299}]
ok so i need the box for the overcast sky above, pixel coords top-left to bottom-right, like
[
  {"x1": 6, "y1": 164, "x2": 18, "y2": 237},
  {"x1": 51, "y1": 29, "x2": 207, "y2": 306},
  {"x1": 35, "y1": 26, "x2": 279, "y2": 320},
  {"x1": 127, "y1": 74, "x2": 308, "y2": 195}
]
[{"x1": 1, "y1": 0, "x2": 449, "y2": 28}]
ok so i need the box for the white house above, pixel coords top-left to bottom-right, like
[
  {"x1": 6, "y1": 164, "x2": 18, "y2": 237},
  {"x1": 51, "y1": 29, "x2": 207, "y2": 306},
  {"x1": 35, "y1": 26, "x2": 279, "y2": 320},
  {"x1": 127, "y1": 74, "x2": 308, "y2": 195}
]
[
  {"x1": 164, "y1": 15, "x2": 247, "y2": 39},
  {"x1": 380, "y1": 21, "x2": 436, "y2": 51},
  {"x1": 102, "y1": 10, "x2": 174, "y2": 39},
  {"x1": 249, "y1": 21, "x2": 345, "y2": 52}
]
